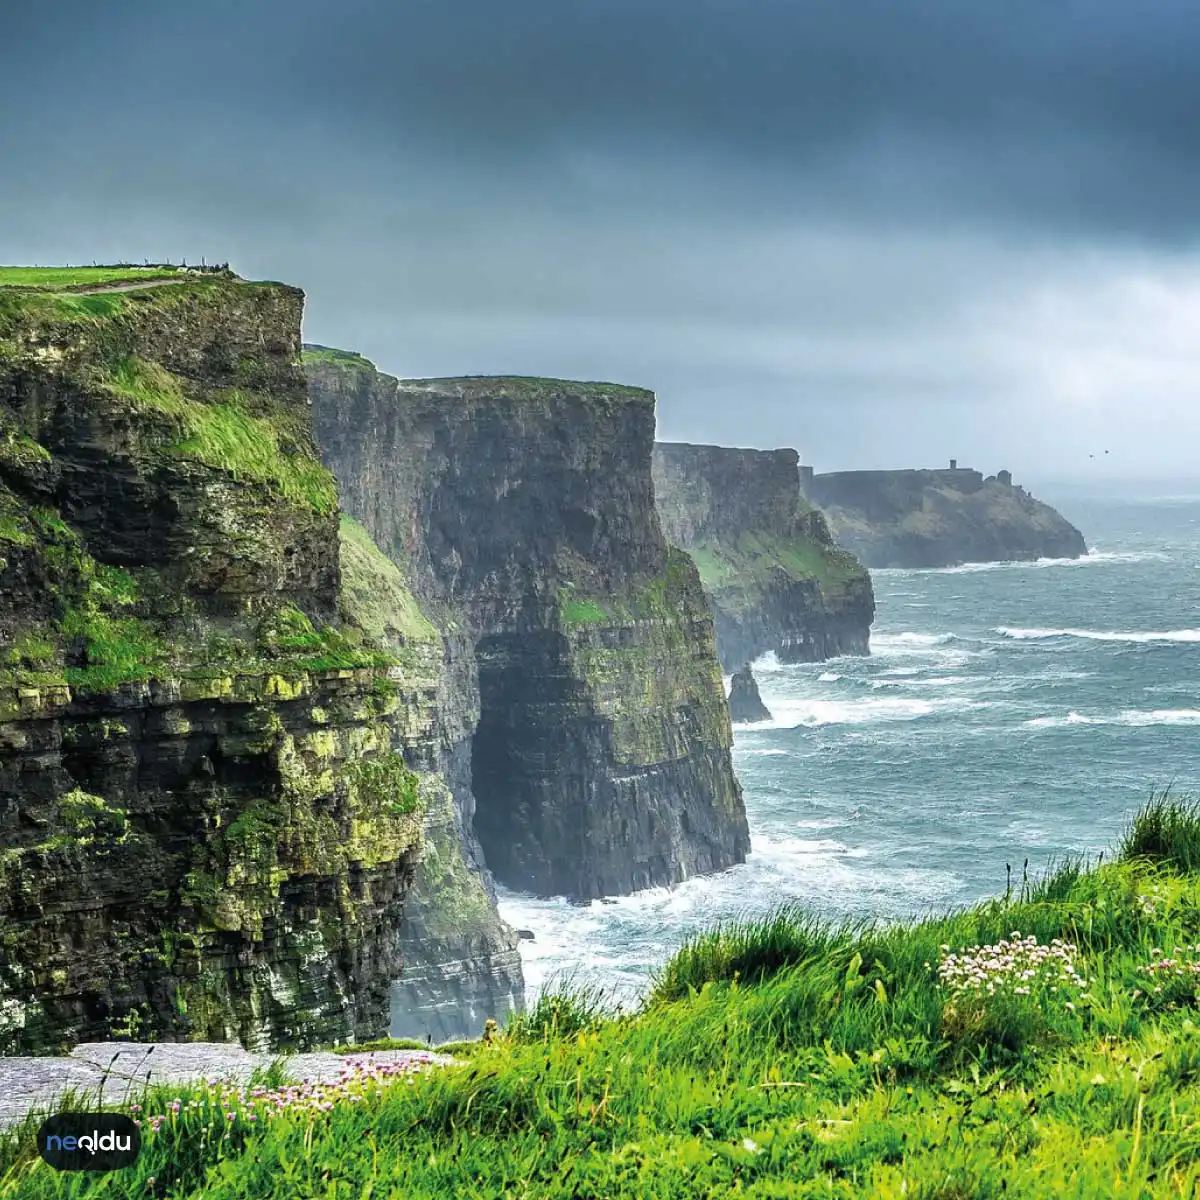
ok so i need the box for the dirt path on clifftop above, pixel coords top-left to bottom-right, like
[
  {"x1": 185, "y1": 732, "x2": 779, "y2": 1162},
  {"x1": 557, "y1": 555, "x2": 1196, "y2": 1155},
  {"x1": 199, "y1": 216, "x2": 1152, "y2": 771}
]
[{"x1": 64, "y1": 276, "x2": 201, "y2": 295}]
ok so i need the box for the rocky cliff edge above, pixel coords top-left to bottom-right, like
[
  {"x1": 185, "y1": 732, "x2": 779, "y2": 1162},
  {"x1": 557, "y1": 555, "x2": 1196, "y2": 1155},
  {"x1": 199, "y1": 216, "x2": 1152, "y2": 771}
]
[
  {"x1": 0, "y1": 272, "x2": 454, "y2": 1053},
  {"x1": 652, "y1": 442, "x2": 875, "y2": 670},
  {"x1": 307, "y1": 354, "x2": 751, "y2": 904}
]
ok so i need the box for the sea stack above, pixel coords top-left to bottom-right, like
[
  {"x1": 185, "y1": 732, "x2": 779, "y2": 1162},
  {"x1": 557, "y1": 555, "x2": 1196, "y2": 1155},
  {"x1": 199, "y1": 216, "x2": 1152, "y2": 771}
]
[{"x1": 728, "y1": 664, "x2": 772, "y2": 723}]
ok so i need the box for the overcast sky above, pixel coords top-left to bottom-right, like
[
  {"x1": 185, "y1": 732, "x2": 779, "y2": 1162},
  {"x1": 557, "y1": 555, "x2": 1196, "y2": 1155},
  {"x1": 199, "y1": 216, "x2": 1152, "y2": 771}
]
[{"x1": 4, "y1": 0, "x2": 1200, "y2": 482}]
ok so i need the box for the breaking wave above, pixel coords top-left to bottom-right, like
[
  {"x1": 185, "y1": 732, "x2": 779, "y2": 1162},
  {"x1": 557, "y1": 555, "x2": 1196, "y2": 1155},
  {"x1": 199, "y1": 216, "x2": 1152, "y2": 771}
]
[
  {"x1": 1026, "y1": 709, "x2": 1200, "y2": 728},
  {"x1": 760, "y1": 695, "x2": 985, "y2": 730},
  {"x1": 879, "y1": 549, "x2": 1171, "y2": 576},
  {"x1": 997, "y1": 627, "x2": 1200, "y2": 644}
]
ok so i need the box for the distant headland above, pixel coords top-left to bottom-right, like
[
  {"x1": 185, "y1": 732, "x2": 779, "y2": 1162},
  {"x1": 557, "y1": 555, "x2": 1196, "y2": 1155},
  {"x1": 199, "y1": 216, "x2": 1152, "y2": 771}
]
[{"x1": 804, "y1": 460, "x2": 1087, "y2": 569}]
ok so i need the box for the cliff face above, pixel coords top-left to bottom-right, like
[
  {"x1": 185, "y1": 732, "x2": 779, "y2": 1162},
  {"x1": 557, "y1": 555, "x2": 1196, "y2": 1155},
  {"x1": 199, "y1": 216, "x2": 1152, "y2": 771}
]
[
  {"x1": 807, "y1": 468, "x2": 1088, "y2": 568},
  {"x1": 652, "y1": 443, "x2": 875, "y2": 671},
  {"x1": 308, "y1": 357, "x2": 749, "y2": 903},
  {"x1": 0, "y1": 273, "x2": 433, "y2": 1053},
  {"x1": 336, "y1": 514, "x2": 523, "y2": 1043}
]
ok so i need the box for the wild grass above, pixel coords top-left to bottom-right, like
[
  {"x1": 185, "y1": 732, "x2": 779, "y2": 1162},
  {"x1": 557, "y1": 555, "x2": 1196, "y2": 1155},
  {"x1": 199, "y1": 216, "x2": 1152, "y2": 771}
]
[
  {"x1": 337, "y1": 516, "x2": 439, "y2": 644},
  {"x1": 7, "y1": 797, "x2": 1200, "y2": 1196},
  {"x1": 255, "y1": 603, "x2": 395, "y2": 673},
  {"x1": 687, "y1": 524, "x2": 863, "y2": 607},
  {"x1": 560, "y1": 598, "x2": 610, "y2": 625},
  {"x1": 171, "y1": 400, "x2": 338, "y2": 515},
  {"x1": 0, "y1": 266, "x2": 186, "y2": 290},
  {"x1": 300, "y1": 346, "x2": 376, "y2": 371},
  {"x1": 1121, "y1": 790, "x2": 1200, "y2": 872},
  {"x1": 103, "y1": 358, "x2": 339, "y2": 514}
]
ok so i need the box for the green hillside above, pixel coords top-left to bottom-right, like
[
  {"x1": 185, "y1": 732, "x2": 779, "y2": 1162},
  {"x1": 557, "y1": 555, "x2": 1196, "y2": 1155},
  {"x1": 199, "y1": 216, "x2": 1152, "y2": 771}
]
[{"x1": 5, "y1": 796, "x2": 1200, "y2": 1197}]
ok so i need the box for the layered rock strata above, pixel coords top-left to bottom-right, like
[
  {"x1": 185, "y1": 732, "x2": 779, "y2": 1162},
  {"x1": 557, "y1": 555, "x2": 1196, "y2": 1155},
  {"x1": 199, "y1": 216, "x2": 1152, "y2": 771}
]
[
  {"x1": 336, "y1": 512, "x2": 524, "y2": 1041},
  {"x1": 652, "y1": 443, "x2": 875, "y2": 670},
  {"x1": 0, "y1": 272, "x2": 431, "y2": 1053},
  {"x1": 308, "y1": 358, "x2": 750, "y2": 904},
  {"x1": 807, "y1": 467, "x2": 1087, "y2": 568}
]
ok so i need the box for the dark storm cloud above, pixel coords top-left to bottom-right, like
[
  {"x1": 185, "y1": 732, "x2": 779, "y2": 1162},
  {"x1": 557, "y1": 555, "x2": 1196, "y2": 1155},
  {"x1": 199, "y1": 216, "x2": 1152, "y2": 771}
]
[{"x1": 7, "y1": 0, "x2": 1200, "y2": 240}]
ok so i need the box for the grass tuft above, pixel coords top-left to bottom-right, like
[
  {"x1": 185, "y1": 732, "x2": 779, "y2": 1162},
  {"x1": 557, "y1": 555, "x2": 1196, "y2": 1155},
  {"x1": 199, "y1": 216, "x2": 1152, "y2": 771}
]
[
  {"x1": 1119, "y1": 790, "x2": 1200, "y2": 872},
  {"x1": 0, "y1": 265, "x2": 187, "y2": 290},
  {"x1": 505, "y1": 980, "x2": 620, "y2": 1044}
]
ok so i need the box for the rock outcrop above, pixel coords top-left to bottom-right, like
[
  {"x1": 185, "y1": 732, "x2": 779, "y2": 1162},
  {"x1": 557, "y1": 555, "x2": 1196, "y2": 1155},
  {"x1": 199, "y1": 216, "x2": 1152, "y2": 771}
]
[
  {"x1": 307, "y1": 356, "x2": 750, "y2": 904},
  {"x1": 0, "y1": 271, "x2": 436, "y2": 1053},
  {"x1": 807, "y1": 467, "x2": 1087, "y2": 568},
  {"x1": 652, "y1": 443, "x2": 874, "y2": 670},
  {"x1": 727, "y1": 665, "x2": 771, "y2": 724}
]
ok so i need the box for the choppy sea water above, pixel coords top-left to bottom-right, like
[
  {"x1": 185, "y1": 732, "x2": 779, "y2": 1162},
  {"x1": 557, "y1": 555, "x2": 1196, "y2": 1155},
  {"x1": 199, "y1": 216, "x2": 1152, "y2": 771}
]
[{"x1": 498, "y1": 491, "x2": 1200, "y2": 1008}]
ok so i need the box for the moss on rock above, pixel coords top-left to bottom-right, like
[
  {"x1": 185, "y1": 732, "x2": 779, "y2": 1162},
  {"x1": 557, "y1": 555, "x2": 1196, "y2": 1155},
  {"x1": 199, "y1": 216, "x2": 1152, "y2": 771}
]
[
  {"x1": 653, "y1": 443, "x2": 875, "y2": 669},
  {"x1": 0, "y1": 267, "x2": 436, "y2": 1054}
]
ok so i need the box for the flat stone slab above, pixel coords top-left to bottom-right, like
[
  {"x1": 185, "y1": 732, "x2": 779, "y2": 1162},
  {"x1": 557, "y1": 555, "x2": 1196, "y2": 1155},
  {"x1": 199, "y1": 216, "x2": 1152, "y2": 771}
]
[{"x1": 0, "y1": 1042, "x2": 451, "y2": 1131}]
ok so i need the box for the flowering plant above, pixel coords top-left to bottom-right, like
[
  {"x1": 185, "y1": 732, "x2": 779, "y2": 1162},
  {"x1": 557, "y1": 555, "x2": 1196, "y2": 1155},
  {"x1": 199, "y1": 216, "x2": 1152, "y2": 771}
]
[
  {"x1": 1135, "y1": 945, "x2": 1200, "y2": 1007},
  {"x1": 933, "y1": 933, "x2": 1086, "y2": 1002},
  {"x1": 130, "y1": 1054, "x2": 438, "y2": 1138},
  {"x1": 930, "y1": 932, "x2": 1089, "y2": 1051}
]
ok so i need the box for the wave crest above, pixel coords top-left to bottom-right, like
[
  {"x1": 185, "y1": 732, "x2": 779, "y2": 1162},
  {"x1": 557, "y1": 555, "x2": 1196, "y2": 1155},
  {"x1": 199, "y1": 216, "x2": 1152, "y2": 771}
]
[
  {"x1": 1026, "y1": 708, "x2": 1200, "y2": 728},
  {"x1": 997, "y1": 626, "x2": 1200, "y2": 644}
]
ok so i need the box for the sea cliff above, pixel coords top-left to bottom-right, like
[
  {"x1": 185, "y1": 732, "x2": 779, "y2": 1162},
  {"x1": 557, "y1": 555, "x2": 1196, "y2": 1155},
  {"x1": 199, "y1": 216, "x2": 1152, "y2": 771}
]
[
  {"x1": 807, "y1": 466, "x2": 1087, "y2": 568},
  {"x1": 335, "y1": 515, "x2": 524, "y2": 1043},
  {"x1": 0, "y1": 270, "x2": 442, "y2": 1053},
  {"x1": 307, "y1": 356, "x2": 750, "y2": 903},
  {"x1": 652, "y1": 443, "x2": 874, "y2": 670}
]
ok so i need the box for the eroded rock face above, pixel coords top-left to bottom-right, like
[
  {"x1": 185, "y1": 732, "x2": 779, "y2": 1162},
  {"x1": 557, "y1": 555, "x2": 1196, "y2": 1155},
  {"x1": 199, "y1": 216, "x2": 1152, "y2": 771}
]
[
  {"x1": 389, "y1": 733, "x2": 525, "y2": 1044},
  {"x1": 807, "y1": 468, "x2": 1087, "y2": 568},
  {"x1": 337, "y1": 514, "x2": 525, "y2": 1042},
  {"x1": 727, "y1": 664, "x2": 771, "y2": 724},
  {"x1": 652, "y1": 443, "x2": 875, "y2": 670},
  {"x1": 0, "y1": 276, "x2": 429, "y2": 1053},
  {"x1": 308, "y1": 359, "x2": 750, "y2": 903}
]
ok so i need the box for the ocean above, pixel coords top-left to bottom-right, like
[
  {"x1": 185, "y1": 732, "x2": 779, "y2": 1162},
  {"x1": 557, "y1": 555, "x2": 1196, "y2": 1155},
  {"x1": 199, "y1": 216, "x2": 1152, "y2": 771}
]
[{"x1": 497, "y1": 490, "x2": 1200, "y2": 1009}]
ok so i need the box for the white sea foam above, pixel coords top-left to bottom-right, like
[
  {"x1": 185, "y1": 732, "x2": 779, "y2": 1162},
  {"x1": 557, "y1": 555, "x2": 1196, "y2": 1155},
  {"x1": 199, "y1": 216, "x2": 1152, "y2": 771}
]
[
  {"x1": 751, "y1": 833, "x2": 869, "y2": 859},
  {"x1": 877, "y1": 549, "x2": 1170, "y2": 576},
  {"x1": 817, "y1": 671, "x2": 842, "y2": 682},
  {"x1": 868, "y1": 631, "x2": 980, "y2": 667},
  {"x1": 763, "y1": 695, "x2": 962, "y2": 729},
  {"x1": 1025, "y1": 711, "x2": 1096, "y2": 727},
  {"x1": 874, "y1": 631, "x2": 956, "y2": 648},
  {"x1": 1026, "y1": 709, "x2": 1200, "y2": 729},
  {"x1": 796, "y1": 816, "x2": 851, "y2": 830},
  {"x1": 997, "y1": 626, "x2": 1200, "y2": 644}
]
